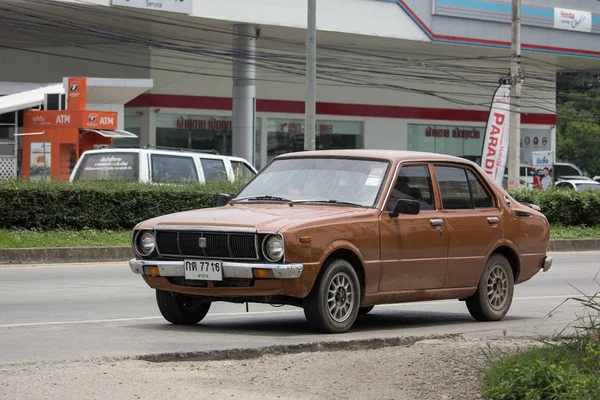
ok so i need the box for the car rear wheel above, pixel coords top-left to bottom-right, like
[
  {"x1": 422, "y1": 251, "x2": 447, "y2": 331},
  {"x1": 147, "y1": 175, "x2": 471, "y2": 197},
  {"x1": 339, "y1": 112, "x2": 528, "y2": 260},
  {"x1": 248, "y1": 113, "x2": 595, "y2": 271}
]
[
  {"x1": 358, "y1": 306, "x2": 375, "y2": 315},
  {"x1": 156, "y1": 289, "x2": 211, "y2": 325},
  {"x1": 303, "y1": 259, "x2": 361, "y2": 333},
  {"x1": 466, "y1": 254, "x2": 514, "y2": 322}
]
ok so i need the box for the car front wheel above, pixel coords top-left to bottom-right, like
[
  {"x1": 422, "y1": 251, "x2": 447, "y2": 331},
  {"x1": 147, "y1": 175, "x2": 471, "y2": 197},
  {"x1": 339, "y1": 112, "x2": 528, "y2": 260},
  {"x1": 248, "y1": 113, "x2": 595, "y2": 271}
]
[
  {"x1": 156, "y1": 289, "x2": 211, "y2": 325},
  {"x1": 466, "y1": 254, "x2": 514, "y2": 322},
  {"x1": 303, "y1": 259, "x2": 361, "y2": 333}
]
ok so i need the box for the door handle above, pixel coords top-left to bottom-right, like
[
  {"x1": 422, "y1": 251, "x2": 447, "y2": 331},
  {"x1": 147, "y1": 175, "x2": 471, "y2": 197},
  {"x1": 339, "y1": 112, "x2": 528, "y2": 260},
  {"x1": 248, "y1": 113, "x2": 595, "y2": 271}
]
[
  {"x1": 487, "y1": 217, "x2": 500, "y2": 225},
  {"x1": 430, "y1": 219, "x2": 443, "y2": 227}
]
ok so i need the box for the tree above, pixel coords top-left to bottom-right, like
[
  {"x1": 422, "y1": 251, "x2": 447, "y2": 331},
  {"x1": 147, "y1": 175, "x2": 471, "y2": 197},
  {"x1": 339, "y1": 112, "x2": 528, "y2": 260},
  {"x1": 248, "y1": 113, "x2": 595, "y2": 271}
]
[{"x1": 556, "y1": 86, "x2": 600, "y2": 176}]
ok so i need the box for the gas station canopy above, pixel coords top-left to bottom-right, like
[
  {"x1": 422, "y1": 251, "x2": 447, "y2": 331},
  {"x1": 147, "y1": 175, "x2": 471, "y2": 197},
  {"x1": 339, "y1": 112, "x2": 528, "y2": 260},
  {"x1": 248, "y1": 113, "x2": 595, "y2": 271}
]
[{"x1": 0, "y1": 77, "x2": 153, "y2": 115}]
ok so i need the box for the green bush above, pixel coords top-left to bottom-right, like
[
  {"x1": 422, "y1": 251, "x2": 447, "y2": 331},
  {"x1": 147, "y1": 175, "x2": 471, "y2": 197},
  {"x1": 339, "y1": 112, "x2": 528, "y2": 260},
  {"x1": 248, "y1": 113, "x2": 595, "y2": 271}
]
[
  {"x1": 511, "y1": 189, "x2": 600, "y2": 227},
  {"x1": 0, "y1": 180, "x2": 248, "y2": 231}
]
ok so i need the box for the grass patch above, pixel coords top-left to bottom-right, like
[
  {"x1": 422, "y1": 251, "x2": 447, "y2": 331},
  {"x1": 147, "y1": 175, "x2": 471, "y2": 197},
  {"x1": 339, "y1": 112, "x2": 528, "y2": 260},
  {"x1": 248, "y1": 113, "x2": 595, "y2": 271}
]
[
  {"x1": 482, "y1": 275, "x2": 600, "y2": 400},
  {"x1": 550, "y1": 225, "x2": 600, "y2": 240},
  {"x1": 0, "y1": 230, "x2": 131, "y2": 248},
  {"x1": 0, "y1": 224, "x2": 599, "y2": 248},
  {"x1": 482, "y1": 339, "x2": 600, "y2": 400}
]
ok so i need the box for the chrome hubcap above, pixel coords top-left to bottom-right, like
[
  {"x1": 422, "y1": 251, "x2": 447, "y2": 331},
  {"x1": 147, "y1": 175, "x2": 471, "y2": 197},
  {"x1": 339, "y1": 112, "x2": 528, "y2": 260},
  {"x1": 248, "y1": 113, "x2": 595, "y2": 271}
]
[
  {"x1": 487, "y1": 265, "x2": 509, "y2": 310},
  {"x1": 327, "y1": 272, "x2": 354, "y2": 323}
]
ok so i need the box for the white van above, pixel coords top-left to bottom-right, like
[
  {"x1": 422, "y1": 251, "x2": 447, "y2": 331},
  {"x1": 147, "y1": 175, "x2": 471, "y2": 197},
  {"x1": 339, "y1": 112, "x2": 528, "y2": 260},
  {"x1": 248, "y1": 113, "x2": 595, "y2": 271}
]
[{"x1": 69, "y1": 148, "x2": 257, "y2": 184}]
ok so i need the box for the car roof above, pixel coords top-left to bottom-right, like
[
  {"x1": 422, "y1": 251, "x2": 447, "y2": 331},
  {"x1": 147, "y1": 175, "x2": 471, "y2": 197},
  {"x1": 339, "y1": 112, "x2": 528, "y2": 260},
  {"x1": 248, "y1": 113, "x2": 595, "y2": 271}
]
[
  {"x1": 79, "y1": 148, "x2": 250, "y2": 162},
  {"x1": 276, "y1": 149, "x2": 473, "y2": 164},
  {"x1": 557, "y1": 176, "x2": 592, "y2": 180},
  {"x1": 557, "y1": 180, "x2": 599, "y2": 185}
]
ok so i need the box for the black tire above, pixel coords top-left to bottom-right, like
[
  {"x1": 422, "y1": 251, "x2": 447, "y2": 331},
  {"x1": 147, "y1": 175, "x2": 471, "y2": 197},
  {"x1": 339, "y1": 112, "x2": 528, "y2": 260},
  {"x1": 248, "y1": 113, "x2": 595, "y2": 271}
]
[
  {"x1": 466, "y1": 254, "x2": 514, "y2": 322},
  {"x1": 358, "y1": 306, "x2": 375, "y2": 316},
  {"x1": 303, "y1": 259, "x2": 361, "y2": 333},
  {"x1": 156, "y1": 289, "x2": 211, "y2": 325}
]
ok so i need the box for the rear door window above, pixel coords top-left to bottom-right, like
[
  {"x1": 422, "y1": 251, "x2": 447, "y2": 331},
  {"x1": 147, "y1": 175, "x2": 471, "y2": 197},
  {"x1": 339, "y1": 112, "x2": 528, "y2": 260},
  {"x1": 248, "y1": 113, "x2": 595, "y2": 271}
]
[
  {"x1": 554, "y1": 165, "x2": 581, "y2": 177},
  {"x1": 73, "y1": 152, "x2": 139, "y2": 181},
  {"x1": 200, "y1": 158, "x2": 227, "y2": 182},
  {"x1": 434, "y1": 166, "x2": 472, "y2": 210},
  {"x1": 151, "y1": 154, "x2": 198, "y2": 183}
]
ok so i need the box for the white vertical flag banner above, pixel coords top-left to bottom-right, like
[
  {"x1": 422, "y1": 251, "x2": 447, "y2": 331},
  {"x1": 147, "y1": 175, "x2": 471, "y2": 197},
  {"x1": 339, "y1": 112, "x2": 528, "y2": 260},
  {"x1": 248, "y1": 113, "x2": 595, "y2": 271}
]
[{"x1": 481, "y1": 83, "x2": 511, "y2": 186}]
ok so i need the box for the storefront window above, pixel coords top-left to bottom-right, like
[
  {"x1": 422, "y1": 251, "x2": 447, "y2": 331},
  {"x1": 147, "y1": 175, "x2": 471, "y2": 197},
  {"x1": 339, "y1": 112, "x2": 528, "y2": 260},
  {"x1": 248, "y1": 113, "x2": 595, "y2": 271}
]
[
  {"x1": 112, "y1": 115, "x2": 141, "y2": 148},
  {"x1": 520, "y1": 129, "x2": 551, "y2": 166},
  {"x1": 407, "y1": 124, "x2": 485, "y2": 163},
  {"x1": 156, "y1": 114, "x2": 260, "y2": 166},
  {"x1": 266, "y1": 119, "x2": 364, "y2": 162}
]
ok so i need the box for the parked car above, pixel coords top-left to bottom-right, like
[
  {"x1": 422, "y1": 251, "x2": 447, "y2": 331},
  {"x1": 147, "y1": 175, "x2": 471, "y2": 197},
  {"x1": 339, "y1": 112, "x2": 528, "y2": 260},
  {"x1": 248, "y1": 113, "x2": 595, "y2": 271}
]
[
  {"x1": 128, "y1": 150, "x2": 552, "y2": 333},
  {"x1": 555, "y1": 179, "x2": 600, "y2": 191},
  {"x1": 502, "y1": 164, "x2": 536, "y2": 188},
  {"x1": 553, "y1": 162, "x2": 587, "y2": 180},
  {"x1": 70, "y1": 147, "x2": 257, "y2": 184},
  {"x1": 556, "y1": 176, "x2": 593, "y2": 182}
]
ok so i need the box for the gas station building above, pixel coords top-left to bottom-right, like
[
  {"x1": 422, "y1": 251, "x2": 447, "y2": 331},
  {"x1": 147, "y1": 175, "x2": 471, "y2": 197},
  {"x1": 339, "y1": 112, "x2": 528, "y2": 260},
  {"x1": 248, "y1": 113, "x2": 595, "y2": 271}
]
[{"x1": 1, "y1": 0, "x2": 600, "y2": 179}]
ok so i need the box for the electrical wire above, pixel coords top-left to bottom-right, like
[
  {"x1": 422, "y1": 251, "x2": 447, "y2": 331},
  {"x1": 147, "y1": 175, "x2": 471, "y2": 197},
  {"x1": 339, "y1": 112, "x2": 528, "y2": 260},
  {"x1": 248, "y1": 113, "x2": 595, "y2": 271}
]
[{"x1": 0, "y1": 0, "x2": 598, "y2": 122}]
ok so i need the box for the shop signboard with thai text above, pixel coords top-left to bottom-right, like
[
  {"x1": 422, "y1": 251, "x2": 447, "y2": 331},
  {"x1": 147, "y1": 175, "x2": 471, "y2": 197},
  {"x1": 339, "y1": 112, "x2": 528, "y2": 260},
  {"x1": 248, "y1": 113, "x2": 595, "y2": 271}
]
[
  {"x1": 480, "y1": 83, "x2": 511, "y2": 187},
  {"x1": 407, "y1": 124, "x2": 485, "y2": 161},
  {"x1": 176, "y1": 117, "x2": 232, "y2": 132},
  {"x1": 532, "y1": 151, "x2": 554, "y2": 170}
]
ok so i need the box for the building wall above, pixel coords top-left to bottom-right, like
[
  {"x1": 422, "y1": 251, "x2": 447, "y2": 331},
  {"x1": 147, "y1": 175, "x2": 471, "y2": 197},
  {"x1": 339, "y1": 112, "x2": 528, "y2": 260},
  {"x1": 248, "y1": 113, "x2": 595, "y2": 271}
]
[
  {"x1": 149, "y1": 49, "x2": 556, "y2": 115},
  {"x1": 0, "y1": 45, "x2": 151, "y2": 83}
]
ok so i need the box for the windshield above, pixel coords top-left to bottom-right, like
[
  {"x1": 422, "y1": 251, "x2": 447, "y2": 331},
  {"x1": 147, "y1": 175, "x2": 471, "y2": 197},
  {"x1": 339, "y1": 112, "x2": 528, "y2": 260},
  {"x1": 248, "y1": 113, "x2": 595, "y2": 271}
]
[
  {"x1": 576, "y1": 183, "x2": 600, "y2": 191},
  {"x1": 73, "y1": 152, "x2": 139, "y2": 181},
  {"x1": 236, "y1": 157, "x2": 390, "y2": 207}
]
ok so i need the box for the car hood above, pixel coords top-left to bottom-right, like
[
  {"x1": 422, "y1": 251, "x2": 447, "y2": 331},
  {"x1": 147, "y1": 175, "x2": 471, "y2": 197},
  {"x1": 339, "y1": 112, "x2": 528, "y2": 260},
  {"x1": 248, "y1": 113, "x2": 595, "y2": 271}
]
[{"x1": 136, "y1": 204, "x2": 371, "y2": 232}]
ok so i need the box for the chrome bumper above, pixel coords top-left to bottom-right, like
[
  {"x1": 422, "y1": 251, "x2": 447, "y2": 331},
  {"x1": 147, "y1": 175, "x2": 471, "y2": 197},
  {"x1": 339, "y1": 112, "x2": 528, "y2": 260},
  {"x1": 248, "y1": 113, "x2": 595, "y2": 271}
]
[
  {"x1": 543, "y1": 256, "x2": 553, "y2": 272},
  {"x1": 129, "y1": 259, "x2": 304, "y2": 279}
]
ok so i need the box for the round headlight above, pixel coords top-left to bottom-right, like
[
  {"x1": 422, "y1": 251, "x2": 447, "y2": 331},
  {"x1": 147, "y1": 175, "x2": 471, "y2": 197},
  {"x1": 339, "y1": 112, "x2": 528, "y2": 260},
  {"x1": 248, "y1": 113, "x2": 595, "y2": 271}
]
[
  {"x1": 138, "y1": 231, "x2": 156, "y2": 256},
  {"x1": 264, "y1": 235, "x2": 284, "y2": 262}
]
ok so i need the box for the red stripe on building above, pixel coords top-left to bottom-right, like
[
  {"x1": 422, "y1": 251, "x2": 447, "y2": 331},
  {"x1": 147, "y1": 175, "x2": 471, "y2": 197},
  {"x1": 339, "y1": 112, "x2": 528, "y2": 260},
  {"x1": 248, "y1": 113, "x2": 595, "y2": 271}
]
[{"x1": 126, "y1": 94, "x2": 557, "y2": 125}]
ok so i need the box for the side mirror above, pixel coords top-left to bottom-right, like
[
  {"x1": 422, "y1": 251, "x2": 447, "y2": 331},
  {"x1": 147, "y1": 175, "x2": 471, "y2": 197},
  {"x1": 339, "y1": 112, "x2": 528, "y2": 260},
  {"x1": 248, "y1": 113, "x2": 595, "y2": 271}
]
[
  {"x1": 217, "y1": 193, "x2": 232, "y2": 207},
  {"x1": 390, "y1": 199, "x2": 420, "y2": 218}
]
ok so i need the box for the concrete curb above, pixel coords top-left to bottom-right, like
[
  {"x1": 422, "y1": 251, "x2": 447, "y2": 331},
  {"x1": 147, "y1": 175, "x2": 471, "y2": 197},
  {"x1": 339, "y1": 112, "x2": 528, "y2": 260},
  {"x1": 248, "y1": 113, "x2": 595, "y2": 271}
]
[
  {"x1": 547, "y1": 239, "x2": 600, "y2": 252},
  {"x1": 0, "y1": 239, "x2": 599, "y2": 265},
  {"x1": 0, "y1": 246, "x2": 134, "y2": 265},
  {"x1": 134, "y1": 333, "x2": 462, "y2": 363}
]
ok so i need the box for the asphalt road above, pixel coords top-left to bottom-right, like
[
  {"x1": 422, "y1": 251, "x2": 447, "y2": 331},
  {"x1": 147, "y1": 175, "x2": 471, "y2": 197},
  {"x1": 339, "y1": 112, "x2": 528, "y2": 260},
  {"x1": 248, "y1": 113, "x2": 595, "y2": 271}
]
[{"x1": 1, "y1": 252, "x2": 599, "y2": 366}]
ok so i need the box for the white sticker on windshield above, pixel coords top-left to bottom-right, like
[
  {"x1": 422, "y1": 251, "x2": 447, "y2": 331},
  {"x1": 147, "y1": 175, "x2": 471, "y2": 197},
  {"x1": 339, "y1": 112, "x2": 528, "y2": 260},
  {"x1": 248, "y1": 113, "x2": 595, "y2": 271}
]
[{"x1": 365, "y1": 168, "x2": 383, "y2": 186}]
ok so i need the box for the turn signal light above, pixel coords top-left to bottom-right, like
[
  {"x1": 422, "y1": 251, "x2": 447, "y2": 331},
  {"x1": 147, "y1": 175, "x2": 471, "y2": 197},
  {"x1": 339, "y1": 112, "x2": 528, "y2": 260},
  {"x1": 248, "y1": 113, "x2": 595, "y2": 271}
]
[
  {"x1": 144, "y1": 266, "x2": 160, "y2": 276},
  {"x1": 253, "y1": 268, "x2": 273, "y2": 279},
  {"x1": 299, "y1": 236, "x2": 312, "y2": 243}
]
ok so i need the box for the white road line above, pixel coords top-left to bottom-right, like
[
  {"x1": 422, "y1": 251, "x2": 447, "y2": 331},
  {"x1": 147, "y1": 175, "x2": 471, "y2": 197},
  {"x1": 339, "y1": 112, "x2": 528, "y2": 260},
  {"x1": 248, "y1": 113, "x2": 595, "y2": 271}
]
[{"x1": 1, "y1": 293, "x2": 591, "y2": 329}]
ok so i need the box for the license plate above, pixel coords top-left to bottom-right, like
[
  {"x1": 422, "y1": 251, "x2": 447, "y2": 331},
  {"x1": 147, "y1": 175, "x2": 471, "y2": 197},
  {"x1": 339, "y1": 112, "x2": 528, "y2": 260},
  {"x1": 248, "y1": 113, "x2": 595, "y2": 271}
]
[{"x1": 184, "y1": 260, "x2": 223, "y2": 281}]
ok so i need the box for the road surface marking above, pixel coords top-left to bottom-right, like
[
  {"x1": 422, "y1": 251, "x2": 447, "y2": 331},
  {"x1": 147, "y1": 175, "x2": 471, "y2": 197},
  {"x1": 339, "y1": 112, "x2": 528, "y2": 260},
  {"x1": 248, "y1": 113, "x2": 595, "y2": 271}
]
[{"x1": 0, "y1": 293, "x2": 590, "y2": 329}]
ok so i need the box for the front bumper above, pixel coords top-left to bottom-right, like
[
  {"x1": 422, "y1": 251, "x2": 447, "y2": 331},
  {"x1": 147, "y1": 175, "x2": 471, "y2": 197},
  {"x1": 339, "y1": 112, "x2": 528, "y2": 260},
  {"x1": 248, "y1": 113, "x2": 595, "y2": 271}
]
[
  {"x1": 543, "y1": 256, "x2": 553, "y2": 272},
  {"x1": 129, "y1": 259, "x2": 304, "y2": 279}
]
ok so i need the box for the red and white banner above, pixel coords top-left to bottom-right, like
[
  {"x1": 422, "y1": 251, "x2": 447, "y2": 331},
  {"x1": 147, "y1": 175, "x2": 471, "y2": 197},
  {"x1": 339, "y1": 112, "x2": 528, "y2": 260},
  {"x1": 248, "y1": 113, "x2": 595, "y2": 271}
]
[{"x1": 480, "y1": 84, "x2": 511, "y2": 186}]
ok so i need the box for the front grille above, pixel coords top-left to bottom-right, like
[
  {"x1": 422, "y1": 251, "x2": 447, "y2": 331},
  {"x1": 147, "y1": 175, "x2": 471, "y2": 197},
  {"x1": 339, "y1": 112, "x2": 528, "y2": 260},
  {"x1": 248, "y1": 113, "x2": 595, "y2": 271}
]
[{"x1": 156, "y1": 230, "x2": 259, "y2": 260}]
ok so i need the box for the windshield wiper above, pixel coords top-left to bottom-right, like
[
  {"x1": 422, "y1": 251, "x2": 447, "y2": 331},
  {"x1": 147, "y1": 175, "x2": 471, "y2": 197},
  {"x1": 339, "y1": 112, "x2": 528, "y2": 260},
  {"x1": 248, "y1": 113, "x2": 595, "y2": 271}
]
[
  {"x1": 291, "y1": 199, "x2": 365, "y2": 207},
  {"x1": 230, "y1": 195, "x2": 292, "y2": 204}
]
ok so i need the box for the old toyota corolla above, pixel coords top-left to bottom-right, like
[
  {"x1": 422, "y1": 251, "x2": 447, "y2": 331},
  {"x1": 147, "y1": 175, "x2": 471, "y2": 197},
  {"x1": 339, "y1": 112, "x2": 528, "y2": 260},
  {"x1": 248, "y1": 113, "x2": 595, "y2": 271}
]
[{"x1": 129, "y1": 150, "x2": 552, "y2": 333}]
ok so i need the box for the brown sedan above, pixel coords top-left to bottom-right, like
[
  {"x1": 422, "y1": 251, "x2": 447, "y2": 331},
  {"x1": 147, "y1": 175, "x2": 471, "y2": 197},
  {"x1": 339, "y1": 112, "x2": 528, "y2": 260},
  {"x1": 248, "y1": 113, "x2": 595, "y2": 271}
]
[{"x1": 129, "y1": 150, "x2": 552, "y2": 333}]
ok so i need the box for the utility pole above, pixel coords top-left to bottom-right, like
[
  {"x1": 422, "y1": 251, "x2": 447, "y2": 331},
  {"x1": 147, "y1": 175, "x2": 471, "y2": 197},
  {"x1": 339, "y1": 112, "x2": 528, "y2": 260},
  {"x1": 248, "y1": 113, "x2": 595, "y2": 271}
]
[
  {"x1": 304, "y1": 0, "x2": 317, "y2": 151},
  {"x1": 507, "y1": 0, "x2": 522, "y2": 189}
]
